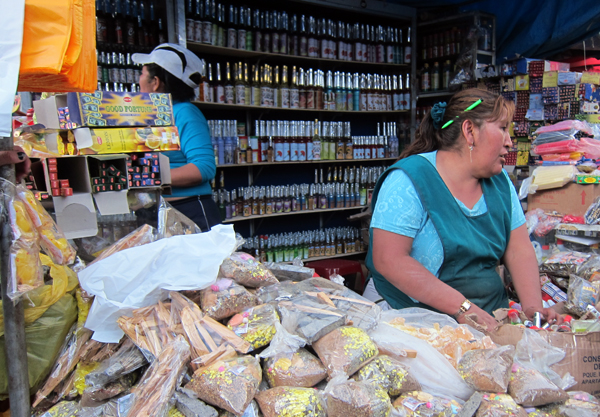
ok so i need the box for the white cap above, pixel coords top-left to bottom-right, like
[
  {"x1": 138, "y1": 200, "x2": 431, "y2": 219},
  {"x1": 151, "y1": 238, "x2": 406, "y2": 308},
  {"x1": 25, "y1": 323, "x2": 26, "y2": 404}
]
[{"x1": 132, "y1": 43, "x2": 204, "y2": 89}]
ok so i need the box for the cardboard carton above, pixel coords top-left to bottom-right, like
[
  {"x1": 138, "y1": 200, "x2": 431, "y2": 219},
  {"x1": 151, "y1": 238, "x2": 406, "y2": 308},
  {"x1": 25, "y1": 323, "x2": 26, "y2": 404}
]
[
  {"x1": 76, "y1": 126, "x2": 180, "y2": 155},
  {"x1": 527, "y1": 183, "x2": 600, "y2": 217},
  {"x1": 490, "y1": 325, "x2": 600, "y2": 395}
]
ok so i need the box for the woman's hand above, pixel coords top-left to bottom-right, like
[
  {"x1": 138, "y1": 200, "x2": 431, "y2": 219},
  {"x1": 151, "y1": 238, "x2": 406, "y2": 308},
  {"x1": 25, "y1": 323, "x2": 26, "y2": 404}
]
[
  {"x1": 456, "y1": 303, "x2": 499, "y2": 333},
  {"x1": 0, "y1": 147, "x2": 31, "y2": 182},
  {"x1": 523, "y1": 306, "x2": 564, "y2": 326}
]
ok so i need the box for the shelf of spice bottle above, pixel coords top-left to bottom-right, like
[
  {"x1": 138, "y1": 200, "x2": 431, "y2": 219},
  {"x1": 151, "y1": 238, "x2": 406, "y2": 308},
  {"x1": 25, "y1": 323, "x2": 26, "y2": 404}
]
[
  {"x1": 187, "y1": 42, "x2": 410, "y2": 70},
  {"x1": 222, "y1": 205, "x2": 366, "y2": 223},
  {"x1": 216, "y1": 157, "x2": 398, "y2": 168},
  {"x1": 192, "y1": 101, "x2": 409, "y2": 113},
  {"x1": 283, "y1": 251, "x2": 368, "y2": 264}
]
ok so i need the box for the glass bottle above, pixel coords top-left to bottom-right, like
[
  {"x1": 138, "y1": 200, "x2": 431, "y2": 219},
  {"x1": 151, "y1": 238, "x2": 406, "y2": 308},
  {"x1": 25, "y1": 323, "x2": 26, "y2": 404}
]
[
  {"x1": 308, "y1": 16, "x2": 318, "y2": 57},
  {"x1": 280, "y1": 12, "x2": 289, "y2": 54},
  {"x1": 271, "y1": 11, "x2": 280, "y2": 54},
  {"x1": 224, "y1": 62, "x2": 234, "y2": 104},
  {"x1": 280, "y1": 65, "x2": 290, "y2": 108},
  {"x1": 404, "y1": 26, "x2": 412, "y2": 64},
  {"x1": 243, "y1": 63, "x2": 251, "y2": 104},
  {"x1": 404, "y1": 73, "x2": 411, "y2": 111},
  {"x1": 306, "y1": 69, "x2": 315, "y2": 109},
  {"x1": 432, "y1": 61, "x2": 440, "y2": 91},
  {"x1": 245, "y1": 7, "x2": 253, "y2": 51},
  {"x1": 226, "y1": 5, "x2": 237, "y2": 49},
  {"x1": 297, "y1": 121, "x2": 307, "y2": 161},
  {"x1": 289, "y1": 66, "x2": 299, "y2": 109},
  {"x1": 312, "y1": 120, "x2": 321, "y2": 161},
  {"x1": 234, "y1": 62, "x2": 245, "y2": 105},
  {"x1": 237, "y1": 7, "x2": 246, "y2": 50},
  {"x1": 315, "y1": 70, "x2": 324, "y2": 110},
  {"x1": 253, "y1": 9, "x2": 262, "y2": 52},
  {"x1": 298, "y1": 67, "x2": 307, "y2": 109},
  {"x1": 290, "y1": 14, "x2": 299, "y2": 56},
  {"x1": 262, "y1": 10, "x2": 271, "y2": 53},
  {"x1": 272, "y1": 65, "x2": 280, "y2": 108},
  {"x1": 443, "y1": 60, "x2": 451, "y2": 90},
  {"x1": 251, "y1": 65, "x2": 260, "y2": 106},
  {"x1": 201, "y1": 0, "x2": 211, "y2": 44},
  {"x1": 421, "y1": 63, "x2": 430, "y2": 92},
  {"x1": 299, "y1": 15, "x2": 308, "y2": 56}
]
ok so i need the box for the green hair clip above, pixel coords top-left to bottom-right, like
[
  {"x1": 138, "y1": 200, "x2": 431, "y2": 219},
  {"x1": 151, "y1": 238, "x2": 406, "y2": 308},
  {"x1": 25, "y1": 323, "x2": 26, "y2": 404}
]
[{"x1": 441, "y1": 99, "x2": 483, "y2": 129}]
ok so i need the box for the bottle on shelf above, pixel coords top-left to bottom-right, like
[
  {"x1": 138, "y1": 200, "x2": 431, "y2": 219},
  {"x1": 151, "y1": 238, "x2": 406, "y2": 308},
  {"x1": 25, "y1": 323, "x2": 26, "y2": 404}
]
[
  {"x1": 237, "y1": 6, "x2": 247, "y2": 51},
  {"x1": 421, "y1": 63, "x2": 430, "y2": 92},
  {"x1": 253, "y1": 9, "x2": 262, "y2": 52},
  {"x1": 443, "y1": 60, "x2": 451, "y2": 90},
  {"x1": 432, "y1": 61, "x2": 440, "y2": 91},
  {"x1": 224, "y1": 62, "x2": 234, "y2": 104}
]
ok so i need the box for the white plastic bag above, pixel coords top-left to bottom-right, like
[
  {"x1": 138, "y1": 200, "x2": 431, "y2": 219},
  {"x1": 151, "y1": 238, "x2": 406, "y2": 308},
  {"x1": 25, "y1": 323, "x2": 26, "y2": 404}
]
[{"x1": 80, "y1": 225, "x2": 237, "y2": 342}]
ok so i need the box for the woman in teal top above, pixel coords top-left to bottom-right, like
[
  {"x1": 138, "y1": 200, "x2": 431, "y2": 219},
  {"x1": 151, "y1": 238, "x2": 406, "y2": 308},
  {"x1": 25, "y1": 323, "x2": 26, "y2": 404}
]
[
  {"x1": 365, "y1": 89, "x2": 562, "y2": 331},
  {"x1": 134, "y1": 44, "x2": 219, "y2": 231}
]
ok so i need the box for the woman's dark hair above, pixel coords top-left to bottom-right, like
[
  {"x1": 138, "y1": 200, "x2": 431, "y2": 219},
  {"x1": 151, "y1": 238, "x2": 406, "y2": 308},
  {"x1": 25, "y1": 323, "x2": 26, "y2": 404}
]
[
  {"x1": 401, "y1": 88, "x2": 515, "y2": 159},
  {"x1": 144, "y1": 63, "x2": 196, "y2": 102}
]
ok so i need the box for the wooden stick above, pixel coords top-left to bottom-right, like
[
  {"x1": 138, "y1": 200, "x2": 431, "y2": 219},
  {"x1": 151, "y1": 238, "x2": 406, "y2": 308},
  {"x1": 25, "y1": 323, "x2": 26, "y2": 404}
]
[
  {"x1": 317, "y1": 292, "x2": 336, "y2": 307},
  {"x1": 278, "y1": 301, "x2": 344, "y2": 317},
  {"x1": 200, "y1": 316, "x2": 252, "y2": 354}
]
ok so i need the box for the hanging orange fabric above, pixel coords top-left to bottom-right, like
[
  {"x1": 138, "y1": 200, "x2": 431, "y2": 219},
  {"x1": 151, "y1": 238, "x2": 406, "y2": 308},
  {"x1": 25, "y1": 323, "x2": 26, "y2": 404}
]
[{"x1": 18, "y1": 0, "x2": 96, "y2": 92}]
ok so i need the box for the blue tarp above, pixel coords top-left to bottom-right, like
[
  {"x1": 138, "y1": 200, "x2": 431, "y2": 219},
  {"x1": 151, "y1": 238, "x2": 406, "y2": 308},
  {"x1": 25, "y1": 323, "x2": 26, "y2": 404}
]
[{"x1": 391, "y1": 0, "x2": 600, "y2": 61}]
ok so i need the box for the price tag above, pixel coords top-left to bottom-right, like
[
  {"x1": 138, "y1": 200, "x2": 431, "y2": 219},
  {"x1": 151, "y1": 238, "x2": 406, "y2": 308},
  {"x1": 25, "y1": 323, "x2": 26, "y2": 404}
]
[
  {"x1": 581, "y1": 71, "x2": 600, "y2": 85},
  {"x1": 515, "y1": 75, "x2": 530, "y2": 91},
  {"x1": 543, "y1": 71, "x2": 558, "y2": 88}
]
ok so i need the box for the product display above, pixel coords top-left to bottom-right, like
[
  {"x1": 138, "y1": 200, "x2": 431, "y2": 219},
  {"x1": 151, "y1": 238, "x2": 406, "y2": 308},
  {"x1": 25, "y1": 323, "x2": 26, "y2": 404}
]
[{"x1": 263, "y1": 348, "x2": 327, "y2": 388}]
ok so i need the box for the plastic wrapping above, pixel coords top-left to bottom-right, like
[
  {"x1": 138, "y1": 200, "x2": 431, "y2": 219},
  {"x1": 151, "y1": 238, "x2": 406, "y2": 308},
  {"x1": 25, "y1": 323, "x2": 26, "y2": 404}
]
[
  {"x1": 16, "y1": 184, "x2": 76, "y2": 265},
  {"x1": 255, "y1": 277, "x2": 346, "y2": 304},
  {"x1": 355, "y1": 355, "x2": 421, "y2": 396},
  {"x1": 325, "y1": 375, "x2": 392, "y2": 417},
  {"x1": 507, "y1": 363, "x2": 568, "y2": 407},
  {"x1": 157, "y1": 197, "x2": 202, "y2": 238},
  {"x1": 541, "y1": 152, "x2": 583, "y2": 161},
  {"x1": 227, "y1": 303, "x2": 279, "y2": 350},
  {"x1": 540, "y1": 251, "x2": 591, "y2": 278},
  {"x1": 264, "y1": 262, "x2": 315, "y2": 282},
  {"x1": 566, "y1": 274, "x2": 600, "y2": 316},
  {"x1": 391, "y1": 391, "x2": 462, "y2": 417},
  {"x1": 457, "y1": 346, "x2": 515, "y2": 393},
  {"x1": 524, "y1": 209, "x2": 562, "y2": 238},
  {"x1": 532, "y1": 130, "x2": 585, "y2": 146},
  {"x1": 263, "y1": 348, "x2": 327, "y2": 388},
  {"x1": 200, "y1": 279, "x2": 259, "y2": 321},
  {"x1": 277, "y1": 295, "x2": 347, "y2": 344},
  {"x1": 585, "y1": 196, "x2": 600, "y2": 225},
  {"x1": 125, "y1": 335, "x2": 191, "y2": 417},
  {"x1": 540, "y1": 390, "x2": 600, "y2": 417},
  {"x1": 534, "y1": 120, "x2": 594, "y2": 136},
  {"x1": 90, "y1": 224, "x2": 156, "y2": 265},
  {"x1": 575, "y1": 254, "x2": 600, "y2": 281},
  {"x1": 85, "y1": 339, "x2": 146, "y2": 388},
  {"x1": 39, "y1": 400, "x2": 81, "y2": 417},
  {"x1": 74, "y1": 361, "x2": 101, "y2": 395},
  {"x1": 218, "y1": 400, "x2": 260, "y2": 417},
  {"x1": 80, "y1": 372, "x2": 137, "y2": 408},
  {"x1": 255, "y1": 386, "x2": 326, "y2": 417},
  {"x1": 475, "y1": 394, "x2": 527, "y2": 417},
  {"x1": 580, "y1": 137, "x2": 600, "y2": 159},
  {"x1": 186, "y1": 355, "x2": 262, "y2": 415},
  {"x1": 533, "y1": 139, "x2": 583, "y2": 155},
  {"x1": 313, "y1": 326, "x2": 378, "y2": 379},
  {"x1": 220, "y1": 252, "x2": 279, "y2": 288}
]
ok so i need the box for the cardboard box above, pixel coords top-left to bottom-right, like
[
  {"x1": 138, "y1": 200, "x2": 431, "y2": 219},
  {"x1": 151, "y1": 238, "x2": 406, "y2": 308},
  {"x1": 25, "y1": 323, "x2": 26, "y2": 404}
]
[
  {"x1": 555, "y1": 224, "x2": 600, "y2": 238},
  {"x1": 77, "y1": 126, "x2": 181, "y2": 155},
  {"x1": 515, "y1": 58, "x2": 570, "y2": 75},
  {"x1": 490, "y1": 325, "x2": 600, "y2": 395},
  {"x1": 527, "y1": 182, "x2": 600, "y2": 217},
  {"x1": 66, "y1": 91, "x2": 174, "y2": 127}
]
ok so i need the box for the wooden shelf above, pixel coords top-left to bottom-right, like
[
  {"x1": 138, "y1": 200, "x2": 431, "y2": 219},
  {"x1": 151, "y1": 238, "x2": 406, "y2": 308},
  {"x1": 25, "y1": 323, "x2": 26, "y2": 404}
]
[
  {"x1": 187, "y1": 42, "x2": 409, "y2": 70},
  {"x1": 285, "y1": 251, "x2": 368, "y2": 264},
  {"x1": 217, "y1": 158, "x2": 398, "y2": 168},
  {"x1": 223, "y1": 205, "x2": 366, "y2": 223},
  {"x1": 193, "y1": 101, "x2": 408, "y2": 114}
]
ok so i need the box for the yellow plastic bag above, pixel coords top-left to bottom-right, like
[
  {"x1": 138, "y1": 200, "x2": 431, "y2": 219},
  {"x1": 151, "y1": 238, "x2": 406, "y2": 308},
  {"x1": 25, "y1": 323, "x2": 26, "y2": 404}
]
[{"x1": 18, "y1": 0, "x2": 96, "y2": 92}]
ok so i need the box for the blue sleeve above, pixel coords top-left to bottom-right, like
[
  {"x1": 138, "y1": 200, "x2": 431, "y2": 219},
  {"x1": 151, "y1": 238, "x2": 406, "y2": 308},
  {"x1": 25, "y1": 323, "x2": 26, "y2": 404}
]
[
  {"x1": 503, "y1": 170, "x2": 526, "y2": 230},
  {"x1": 176, "y1": 104, "x2": 216, "y2": 185},
  {"x1": 370, "y1": 169, "x2": 427, "y2": 238}
]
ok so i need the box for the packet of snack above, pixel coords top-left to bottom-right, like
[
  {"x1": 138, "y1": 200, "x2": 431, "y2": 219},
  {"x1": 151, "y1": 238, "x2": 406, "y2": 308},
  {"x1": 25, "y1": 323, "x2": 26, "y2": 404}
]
[
  {"x1": 540, "y1": 390, "x2": 600, "y2": 417},
  {"x1": 220, "y1": 252, "x2": 279, "y2": 288},
  {"x1": 566, "y1": 274, "x2": 600, "y2": 317},
  {"x1": 355, "y1": 355, "x2": 421, "y2": 396},
  {"x1": 186, "y1": 355, "x2": 262, "y2": 415},
  {"x1": 540, "y1": 251, "x2": 591, "y2": 278},
  {"x1": 507, "y1": 363, "x2": 568, "y2": 407},
  {"x1": 255, "y1": 386, "x2": 326, "y2": 417},
  {"x1": 227, "y1": 303, "x2": 279, "y2": 351},
  {"x1": 200, "y1": 279, "x2": 259, "y2": 321},
  {"x1": 458, "y1": 345, "x2": 515, "y2": 393},
  {"x1": 391, "y1": 391, "x2": 462, "y2": 416},
  {"x1": 325, "y1": 375, "x2": 392, "y2": 417},
  {"x1": 312, "y1": 326, "x2": 378, "y2": 379},
  {"x1": 475, "y1": 393, "x2": 527, "y2": 417}
]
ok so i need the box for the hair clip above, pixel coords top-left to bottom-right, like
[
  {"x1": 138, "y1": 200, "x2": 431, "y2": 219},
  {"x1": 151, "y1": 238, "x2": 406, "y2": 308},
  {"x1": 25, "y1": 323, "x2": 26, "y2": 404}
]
[{"x1": 441, "y1": 99, "x2": 483, "y2": 129}]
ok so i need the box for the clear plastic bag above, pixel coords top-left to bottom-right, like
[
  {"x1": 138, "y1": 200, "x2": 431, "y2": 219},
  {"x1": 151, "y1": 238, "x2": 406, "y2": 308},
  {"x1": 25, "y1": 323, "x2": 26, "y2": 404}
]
[
  {"x1": 16, "y1": 184, "x2": 76, "y2": 265},
  {"x1": 507, "y1": 362, "x2": 569, "y2": 407},
  {"x1": 534, "y1": 120, "x2": 593, "y2": 136},
  {"x1": 325, "y1": 375, "x2": 392, "y2": 417},
  {"x1": 200, "y1": 279, "x2": 259, "y2": 321},
  {"x1": 89, "y1": 224, "x2": 156, "y2": 265},
  {"x1": 220, "y1": 252, "x2": 279, "y2": 288},
  {"x1": 80, "y1": 372, "x2": 137, "y2": 408},
  {"x1": 263, "y1": 348, "x2": 327, "y2": 388},
  {"x1": 264, "y1": 261, "x2": 315, "y2": 282},
  {"x1": 540, "y1": 390, "x2": 600, "y2": 417},
  {"x1": 217, "y1": 399, "x2": 259, "y2": 417},
  {"x1": 255, "y1": 386, "x2": 326, "y2": 417},
  {"x1": 575, "y1": 254, "x2": 600, "y2": 281},
  {"x1": 457, "y1": 345, "x2": 515, "y2": 393},
  {"x1": 540, "y1": 251, "x2": 592, "y2": 277},
  {"x1": 172, "y1": 389, "x2": 219, "y2": 417},
  {"x1": 157, "y1": 197, "x2": 202, "y2": 238},
  {"x1": 523, "y1": 209, "x2": 562, "y2": 238},
  {"x1": 566, "y1": 274, "x2": 600, "y2": 316},
  {"x1": 186, "y1": 355, "x2": 262, "y2": 415},
  {"x1": 391, "y1": 391, "x2": 462, "y2": 417},
  {"x1": 355, "y1": 355, "x2": 421, "y2": 396},
  {"x1": 39, "y1": 400, "x2": 81, "y2": 416},
  {"x1": 125, "y1": 335, "x2": 191, "y2": 417},
  {"x1": 475, "y1": 393, "x2": 527, "y2": 417},
  {"x1": 227, "y1": 303, "x2": 279, "y2": 351},
  {"x1": 85, "y1": 339, "x2": 147, "y2": 388},
  {"x1": 312, "y1": 326, "x2": 378, "y2": 379}
]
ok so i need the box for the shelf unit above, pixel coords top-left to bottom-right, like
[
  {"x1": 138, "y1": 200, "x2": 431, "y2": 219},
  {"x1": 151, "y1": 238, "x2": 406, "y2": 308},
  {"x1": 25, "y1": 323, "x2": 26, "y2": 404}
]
[
  {"x1": 216, "y1": 157, "x2": 398, "y2": 168},
  {"x1": 223, "y1": 205, "x2": 366, "y2": 223},
  {"x1": 284, "y1": 250, "x2": 367, "y2": 264},
  {"x1": 193, "y1": 101, "x2": 409, "y2": 114}
]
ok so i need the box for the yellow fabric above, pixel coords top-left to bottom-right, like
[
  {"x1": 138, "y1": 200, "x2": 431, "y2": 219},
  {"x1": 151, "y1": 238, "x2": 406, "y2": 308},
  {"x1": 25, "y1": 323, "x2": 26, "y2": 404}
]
[
  {"x1": 18, "y1": 0, "x2": 96, "y2": 92},
  {"x1": 0, "y1": 254, "x2": 79, "y2": 337}
]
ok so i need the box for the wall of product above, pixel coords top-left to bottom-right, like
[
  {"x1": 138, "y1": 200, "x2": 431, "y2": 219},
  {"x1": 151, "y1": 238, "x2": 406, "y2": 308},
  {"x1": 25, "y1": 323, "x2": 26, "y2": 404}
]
[{"x1": 95, "y1": 0, "x2": 168, "y2": 92}]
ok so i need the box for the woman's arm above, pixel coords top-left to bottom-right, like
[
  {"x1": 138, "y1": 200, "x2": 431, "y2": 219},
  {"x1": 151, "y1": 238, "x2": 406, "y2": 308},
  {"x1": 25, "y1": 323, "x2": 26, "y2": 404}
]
[
  {"x1": 169, "y1": 163, "x2": 203, "y2": 187},
  {"x1": 502, "y1": 224, "x2": 562, "y2": 323},
  {"x1": 372, "y1": 227, "x2": 499, "y2": 330}
]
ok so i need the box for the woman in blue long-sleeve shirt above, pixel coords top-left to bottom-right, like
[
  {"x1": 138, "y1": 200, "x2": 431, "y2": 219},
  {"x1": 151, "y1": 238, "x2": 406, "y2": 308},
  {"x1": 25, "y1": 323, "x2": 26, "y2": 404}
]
[{"x1": 133, "y1": 44, "x2": 220, "y2": 231}]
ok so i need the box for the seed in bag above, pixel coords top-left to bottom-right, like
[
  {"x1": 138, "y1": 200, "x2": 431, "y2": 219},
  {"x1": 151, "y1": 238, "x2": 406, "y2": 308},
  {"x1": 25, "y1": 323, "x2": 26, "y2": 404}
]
[
  {"x1": 507, "y1": 363, "x2": 568, "y2": 407},
  {"x1": 186, "y1": 355, "x2": 262, "y2": 415},
  {"x1": 277, "y1": 296, "x2": 347, "y2": 343},
  {"x1": 392, "y1": 391, "x2": 462, "y2": 416},
  {"x1": 255, "y1": 386, "x2": 326, "y2": 417},
  {"x1": 227, "y1": 303, "x2": 279, "y2": 350},
  {"x1": 458, "y1": 345, "x2": 515, "y2": 393},
  {"x1": 325, "y1": 377, "x2": 392, "y2": 417},
  {"x1": 355, "y1": 355, "x2": 421, "y2": 396},
  {"x1": 200, "y1": 279, "x2": 259, "y2": 321},
  {"x1": 540, "y1": 390, "x2": 600, "y2": 416},
  {"x1": 566, "y1": 274, "x2": 600, "y2": 317},
  {"x1": 475, "y1": 393, "x2": 527, "y2": 417},
  {"x1": 220, "y1": 252, "x2": 279, "y2": 288},
  {"x1": 264, "y1": 348, "x2": 328, "y2": 388},
  {"x1": 312, "y1": 326, "x2": 378, "y2": 379}
]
